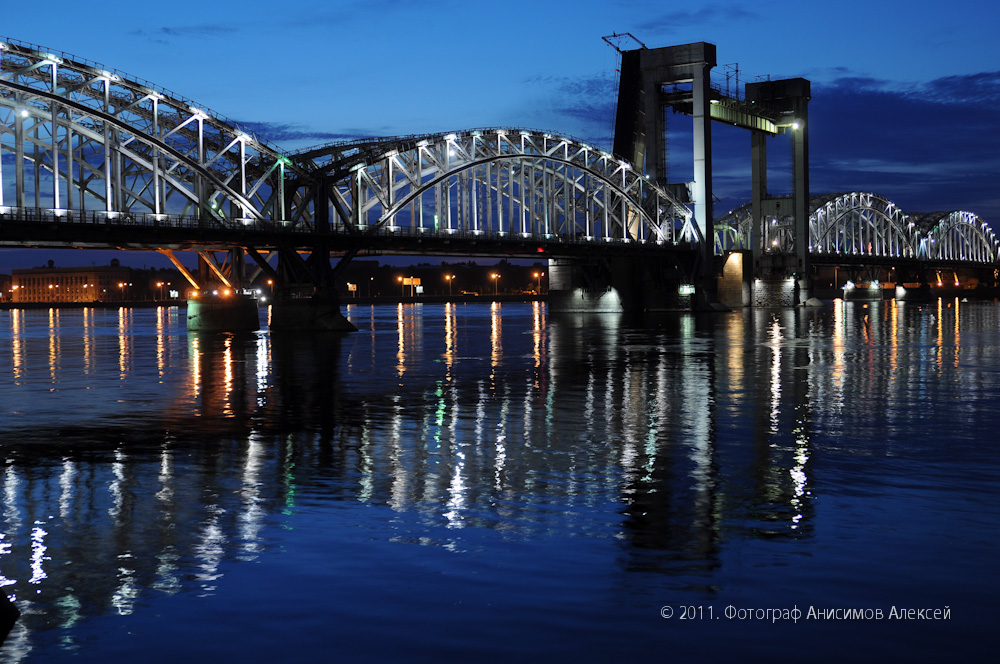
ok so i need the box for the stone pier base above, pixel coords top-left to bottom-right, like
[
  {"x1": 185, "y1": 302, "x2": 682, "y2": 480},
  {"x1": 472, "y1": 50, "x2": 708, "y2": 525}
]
[
  {"x1": 269, "y1": 296, "x2": 357, "y2": 332},
  {"x1": 186, "y1": 296, "x2": 260, "y2": 332}
]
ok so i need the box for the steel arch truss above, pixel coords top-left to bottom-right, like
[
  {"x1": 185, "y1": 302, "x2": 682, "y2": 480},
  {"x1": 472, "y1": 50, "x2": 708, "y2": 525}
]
[
  {"x1": 0, "y1": 39, "x2": 299, "y2": 227},
  {"x1": 810, "y1": 193, "x2": 917, "y2": 258},
  {"x1": 297, "y1": 129, "x2": 695, "y2": 246},
  {"x1": 714, "y1": 204, "x2": 753, "y2": 253},
  {"x1": 713, "y1": 203, "x2": 793, "y2": 254},
  {"x1": 714, "y1": 191, "x2": 997, "y2": 266},
  {"x1": 921, "y1": 211, "x2": 998, "y2": 262}
]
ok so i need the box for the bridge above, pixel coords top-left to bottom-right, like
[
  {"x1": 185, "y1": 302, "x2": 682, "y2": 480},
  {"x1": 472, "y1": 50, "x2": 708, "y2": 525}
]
[
  {"x1": 714, "y1": 191, "x2": 1000, "y2": 303},
  {"x1": 1, "y1": 37, "x2": 997, "y2": 328}
]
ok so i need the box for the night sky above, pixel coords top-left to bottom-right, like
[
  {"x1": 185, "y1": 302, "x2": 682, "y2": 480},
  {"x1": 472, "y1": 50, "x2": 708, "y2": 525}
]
[{"x1": 2, "y1": 0, "x2": 998, "y2": 269}]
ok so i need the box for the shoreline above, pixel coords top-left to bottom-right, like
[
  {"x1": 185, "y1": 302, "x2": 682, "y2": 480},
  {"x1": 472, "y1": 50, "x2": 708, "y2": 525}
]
[{"x1": 0, "y1": 293, "x2": 545, "y2": 311}]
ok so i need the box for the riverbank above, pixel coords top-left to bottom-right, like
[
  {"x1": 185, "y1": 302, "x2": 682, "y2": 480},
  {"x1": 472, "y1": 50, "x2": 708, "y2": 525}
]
[{"x1": 0, "y1": 293, "x2": 546, "y2": 310}]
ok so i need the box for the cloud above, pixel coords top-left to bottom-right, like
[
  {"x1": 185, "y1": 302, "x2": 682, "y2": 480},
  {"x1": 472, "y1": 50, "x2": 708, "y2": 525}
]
[
  {"x1": 513, "y1": 63, "x2": 1000, "y2": 220},
  {"x1": 806, "y1": 72, "x2": 1000, "y2": 218},
  {"x1": 236, "y1": 121, "x2": 374, "y2": 144},
  {"x1": 521, "y1": 74, "x2": 619, "y2": 144},
  {"x1": 914, "y1": 71, "x2": 1000, "y2": 105},
  {"x1": 634, "y1": 3, "x2": 762, "y2": 33},
  {"x1": 131, "y1": 25, "x2": 236, "y2": 42}
]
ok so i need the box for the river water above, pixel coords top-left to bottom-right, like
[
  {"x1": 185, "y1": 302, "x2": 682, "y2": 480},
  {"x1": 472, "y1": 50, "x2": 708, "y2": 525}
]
[{"x1": 0, "y1": 299, "x2": 996, "y2": 662}]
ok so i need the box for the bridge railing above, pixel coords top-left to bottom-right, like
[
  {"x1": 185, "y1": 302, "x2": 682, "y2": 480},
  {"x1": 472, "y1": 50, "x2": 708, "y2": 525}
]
[
  {"x1": 0, "y1": 206, "x2": 305, "y2": 234},
  {"x1": 0, "y1": 205, "x2": 697, "y2": 251}
]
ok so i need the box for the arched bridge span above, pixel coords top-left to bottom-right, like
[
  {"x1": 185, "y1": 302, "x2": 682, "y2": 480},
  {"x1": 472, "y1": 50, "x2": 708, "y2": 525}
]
[
  {"x1": 0, "y1": 37, "x2": 695, "y2": 292},
  {"x1": 715, "y1": 191, "x2": 999, "y2": 267}
]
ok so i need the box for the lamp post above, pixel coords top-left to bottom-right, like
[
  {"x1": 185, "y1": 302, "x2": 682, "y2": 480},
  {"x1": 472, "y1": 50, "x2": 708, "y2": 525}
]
[
  {"x1": 491, "y1": 273, "x2": 499, "y2": 296},
  {"x1": 533, "y1": 271, "x2": 544, "y2": 295},
  {"x1": 398, "y1": 275, "x2": 404, "y2": 298},
  {"x1": 445, "y1": 274, "x2": 454, "y2": 297}
]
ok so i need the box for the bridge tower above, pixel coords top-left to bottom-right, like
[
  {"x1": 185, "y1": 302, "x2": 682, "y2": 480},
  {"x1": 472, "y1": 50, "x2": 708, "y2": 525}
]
[
  {"x1": 614, "y1": 41, "x2": 813, "y2": 307},
  {"x1": 746, "y1": 78, "x2": 811, "y2": 305},
  {"x1": 614, "y1": 42, "x2": 716, "y2": 280}
]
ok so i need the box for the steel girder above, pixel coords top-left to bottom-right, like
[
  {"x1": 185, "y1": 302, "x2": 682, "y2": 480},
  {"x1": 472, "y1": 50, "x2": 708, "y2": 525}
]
[
  {"x1": 714, "y1": 191, "x2": 998, "y2": 266},
  {"x1": 292, "y1": 128, "x2": 695, "y2": 247},
  {"x1": 0, "y1": 38, "x2": 302, "y2": 229}
]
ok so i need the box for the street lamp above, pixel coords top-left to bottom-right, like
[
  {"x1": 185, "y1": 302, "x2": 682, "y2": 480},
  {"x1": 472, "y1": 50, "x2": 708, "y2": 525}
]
[
  {"x1": 445, "y1": 274, "x2": 454, "y2": 297},
  {"x1": 533, "y1": 271, "x2": 544, "y2": 295},
  {"x1": 491, "y1": 273, "x2": 499, "y2": 296},
  {"x1": 398, "y1": 275, "x2": 404, "y2": 298}
]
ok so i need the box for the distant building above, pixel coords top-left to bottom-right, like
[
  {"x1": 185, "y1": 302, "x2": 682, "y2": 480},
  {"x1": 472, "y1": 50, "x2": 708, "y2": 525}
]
[{"x1": 11, "y1": 264, "x2": 132, "y2": 303}]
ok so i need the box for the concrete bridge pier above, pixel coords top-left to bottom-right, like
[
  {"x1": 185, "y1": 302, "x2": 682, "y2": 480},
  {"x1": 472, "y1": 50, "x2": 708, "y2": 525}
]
[
  {"x1": 716, "y1": 251, "x2": 817, "y2": 308},
  {"x1": 547, "y1": 257, "x2": 708, "y2": 313},
  {"x1": 268, "y1": 290, "x2": 357, "y2": 332},
  {"x1": 187, "y1": 294, "x2": 260, "y2": 332}
]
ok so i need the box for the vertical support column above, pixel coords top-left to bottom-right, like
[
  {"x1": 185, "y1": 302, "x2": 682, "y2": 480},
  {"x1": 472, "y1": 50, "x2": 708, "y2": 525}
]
[
  {"x1": 642, "y1": 77, "x2": 663, "y2": 185},
  {"x1": 792, "y1": 105, "x2": 810, "y2": 281},
  {"x1": 14, "y1": 103, "x2": 25, "y2": 208},
  {"x1": 0, "y1": 114, "x2": 5, "y2": 207},
  {"x1": 152, "y1": 96, "x2": 161, "y2": 215},
  {"x1": 65, "y1": 106, "x2": 74, "y2": 213},
  {"x1": 470, "y1": 165, "x2": 478, "y2": 231},
  {"x1": 691, "y1": 59, "x2": 713, "y2": 276},
  {"x1": 277, "y1": 157, "x2": 287, "y2": 224},
  {"x1": 50, "y1": 63, "x2": 60, "y2": 210},
  {"x1": 195, "y1": 115, "x2": 204, "y2": 220},
  {"x1": 102, "y1": 80, "x2": 113, "y2": 212},
  {"x1": 751, "y1": 130, "x2": 767, "y2": 272}
]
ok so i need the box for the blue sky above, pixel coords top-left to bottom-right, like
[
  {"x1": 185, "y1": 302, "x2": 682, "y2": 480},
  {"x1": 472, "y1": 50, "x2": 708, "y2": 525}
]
[{"x1": 2, "y1": 0, "x2": 998, "y2": 268}]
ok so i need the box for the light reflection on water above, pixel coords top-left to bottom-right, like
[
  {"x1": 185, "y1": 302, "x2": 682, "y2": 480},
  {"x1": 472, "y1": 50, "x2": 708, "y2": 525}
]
[{"x1": 0, "y1": 300, "x2": 997, "y2": 661}]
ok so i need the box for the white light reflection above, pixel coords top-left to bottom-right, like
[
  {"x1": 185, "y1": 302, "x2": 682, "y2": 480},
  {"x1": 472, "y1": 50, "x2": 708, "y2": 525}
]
[
  {"x1": 3, "y1": 466, "x2": 20, "y2": 529},
  {"x1": 156, "y1": 305, "x2": 167, "y2": 382},
  {"x1": 494, "y1": 387, "x2": 510, "y2": 492},
  {"x1": 490, "y1": 301, "x2": 502, "y2": 370},
  {"x1": 396, "y1": 303, "x2": 407, "y2": 377},
  {"x1": 11, "y1": 309, "x2": 24, "y2": 383},
  {"x1": 189, "y1": 333, "x2": 202, "y2": 401},
  {"x1": 936, "y1": 297, "x2": 944, "y2": 371},
  {"x1": 59, "y1": 459, "x2": 76, "y2": 519},
  {"x1": 193, "y1": 505, "x2": 226, "y2": 596},
  {"x1": 443, "y1": 449, "x2": 467, "y2": 529},
  {"x1": 238, "y1": 433, "x2": 266, "y2": 557},
  {"x1": 954, "y1": 297, "x2": 961, "y2": 369},
  {"x1": 222, "y1": 335, "x2": 234, "y2": 417},
  {"x1": 789, "y1": 441, "x2": 810, "y2": 530},
  {"x1": 118, "y1": 307, "x2": 132, "y2": 378},
  {"x1": 768, "y1": 317, "x2": 783, "y2": 434},
  {"x1": 48, "y1": 308, "x2": 60, "y2": 384},
  {"x1": 153, "y1": 445, "x2": 181, "y2": 593},
  {"x1": 531, "y1": 301, "x2": 545, "y2": 369},
  {"x1": 255, "y1": 333, "x2": 270, "y2": 401},
  {"x1": 29, "y1": 522, "x2": 49, "y2": 584},
  {"x1": 386, "y1": 399, "x2": 407, "y2": 508},
  {"x1": 108, "y1": 449, "x2": 126, "y2": 519},
  {"x1": 111, "y1": 553, "x2": 139, "y2": 615},
  {"x1": 83, "y1": 307, "x2": 94, "y2": 375},
  {"x1": 831, "y1": 299, "x2": 846, "y2": 414},
  {"x1": 444, "y1": 302, "x2": 456, "y2": 377}
]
